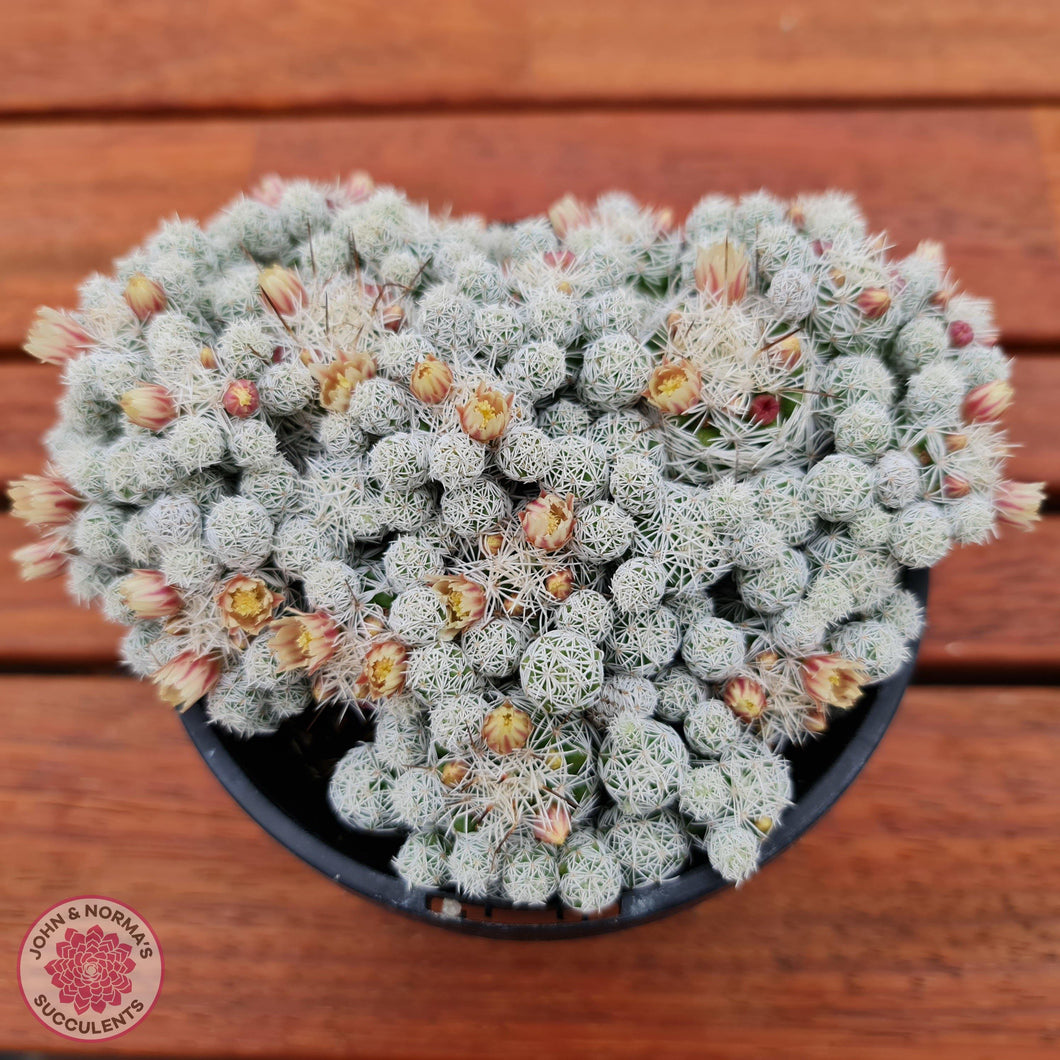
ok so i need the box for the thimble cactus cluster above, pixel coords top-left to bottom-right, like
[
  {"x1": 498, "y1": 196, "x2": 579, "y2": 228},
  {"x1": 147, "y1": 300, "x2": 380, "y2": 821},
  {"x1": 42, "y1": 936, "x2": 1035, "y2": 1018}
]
[{"x1": 12, "y1": 175, "x2": 1043, "y2": 915}]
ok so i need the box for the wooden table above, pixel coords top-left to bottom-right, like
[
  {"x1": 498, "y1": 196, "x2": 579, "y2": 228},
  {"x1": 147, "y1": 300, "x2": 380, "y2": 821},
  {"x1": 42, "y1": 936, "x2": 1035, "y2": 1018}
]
[{"x1": 1, "y1": 4, "x2": 1058, "y2": 1056}]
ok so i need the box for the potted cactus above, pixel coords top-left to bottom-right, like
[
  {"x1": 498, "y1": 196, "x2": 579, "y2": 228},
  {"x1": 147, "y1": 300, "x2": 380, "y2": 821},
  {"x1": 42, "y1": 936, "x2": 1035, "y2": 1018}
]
[{"x1": 11, "y1": 176, "x2": 1042, "y2": 935}]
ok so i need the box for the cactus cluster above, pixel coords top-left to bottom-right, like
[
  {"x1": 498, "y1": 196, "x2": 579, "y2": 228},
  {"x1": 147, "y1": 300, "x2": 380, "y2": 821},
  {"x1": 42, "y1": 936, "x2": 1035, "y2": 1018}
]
[{"x1": 11, "y1": 175, "x2": 1043, "y2": 915}]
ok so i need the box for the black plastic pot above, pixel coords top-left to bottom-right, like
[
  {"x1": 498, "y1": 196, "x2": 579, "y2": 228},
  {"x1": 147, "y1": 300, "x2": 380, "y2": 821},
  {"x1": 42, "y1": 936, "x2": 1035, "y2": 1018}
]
[{"x1": 180, "y1": 568, "x2": 928, "y2": 939}]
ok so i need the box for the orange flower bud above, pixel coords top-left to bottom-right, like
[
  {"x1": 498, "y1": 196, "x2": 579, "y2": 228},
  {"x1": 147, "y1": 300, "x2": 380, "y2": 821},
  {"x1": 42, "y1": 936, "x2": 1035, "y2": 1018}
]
[
  {"x1": 645, "y1": 358, "x2": 702, "y2": 415},
  {"x1": 258, "y1": 265, "x2": 306, "y2": 317},
  {"x1": 151, "y1": 651, "x2": 221, "y2": 711},
  {"x1": 457, "y1": 382, "x2": 513, "y2": 443},
  {"x1": 963, "y1": 380, "x2": 1013, "y2": 423},
  {"x1": 120, "y1": 383, "x2": 178, "y2": 431},
  {"x1": 441, "y1": 760, "x2": 470, "y2": 787},
  {"x1": 222, "y1": 379, "x2": 261, "y2": 418},
  {"x1": 353, "y1": 639, "x2": 408, "y2": 700},
  {"x1": 544, "y1": 568, "x2": 575, "y2": 601},
  {"x1": 8, "y1": 475, "x2": 81, "y2": 527},
  {"x1": 501, "y1": 595, "x2": 525, "y2": 617},
  {"x1": 532, "y1": 801, "x2": 572, "y2": 846},
  {"x1": 480, "y1": 531, "x2": 505, "y2": 557},
  {"x1": 118, "y1": 569, "x2": 183, "y2": 619},
  {"x1": 216, "y1": 574, "x2": 283, "y2": 637},
  {"x1": 13, "y1": 538, "x2": 69, "y2": 580},
  {"x1": 200, "y1": 346, "x2": 218, "y2": 369},
  {"x1": 801, "y1": 654, "x2": 869, "y2": 710},
  {"x1": 995, "y1": 480, "x2": 1045, "y2": 531},
  {"x1": 856, "y1": 287, "x2": 892, "y2": 319},
  {"x1": 409, "y1": 355, "x2": 453, "y2": 405},
  {"x1": 269, "y1": 611, "x2": 341, "y2": 674},
  {"x1": 945, "y1": 432, "x2": 968, "y2": 453},
  {"x1": 481, "y1": 701, "x2": 532, "y2": 755},
  {"x1": 307, "y1": 350, "x2": 376, "y2": 412},
  {"x1": 123, "y1": 273, "x2": 167, "y2": 321},
  {"x1": 23, "y1": 307, "x2": 93, "y2": 365},
  {"x1": 765, "y1": 333, "x2": 803, "y2": 370},
  {"x1": 520, "y1": 493, "x2": 576, "y2": 552},
  {"x1": 723, "y1": 676, "x2": 768, "y2": 722},
  {"x1": 381, "y1": 303, "x2": 406, "y2": 332},
  {"x1": 429, "y1": 574, "x2": 488, "y2": 639},
  {"x1": 695, "y1": 240, "x2": 749, "y2": 303},
  {"x1": 803, "y1": 705, "x2": 830, "y2": 734}
]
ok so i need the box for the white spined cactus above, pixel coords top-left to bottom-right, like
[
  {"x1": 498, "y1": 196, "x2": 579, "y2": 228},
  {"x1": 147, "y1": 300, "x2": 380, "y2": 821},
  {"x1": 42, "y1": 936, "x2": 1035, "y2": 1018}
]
[{"x1": 13, "y1": 178, "x2": 1041, "y2": 917}]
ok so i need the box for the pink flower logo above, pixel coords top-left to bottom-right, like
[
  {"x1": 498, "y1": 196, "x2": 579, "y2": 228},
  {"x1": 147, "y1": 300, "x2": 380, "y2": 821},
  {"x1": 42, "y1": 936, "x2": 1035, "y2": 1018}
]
[{"x1": 44, "y1": 924, "x2": 136, "y2": 1014}]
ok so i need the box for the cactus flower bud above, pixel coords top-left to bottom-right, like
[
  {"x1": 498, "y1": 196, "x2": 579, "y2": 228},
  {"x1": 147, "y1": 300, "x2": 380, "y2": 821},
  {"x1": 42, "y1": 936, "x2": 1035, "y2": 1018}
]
[
  {"x1": 353, "y1": 639, "x2": 408, "y2": 700},
  {"x1": 269, "y1": 611, "x2": 341, "y2": 674},
  {"x1": 765, "y1": 333, "x2": 803, "y2": 370},
  {"x1": 13, "y1": 538, "x2": 69, "y2": 580},
  {"x1": 481, "y1": 531, "x2": 505, "y2": 557},
  {"x1": 250, "y1": 173, "x2": 285, "y2": 206},
  {"x1": 8, "y1": 475, "x2": 81, "y2": 527},
  {"x1": 544, "y1": 568, "x2": 575, "y2": 601},
  {"x1": 381, "y1": 303, "x2": 406, "y2": 332},
  {"x1": 120, "y1": 383, "x2": 178, "y2": 431},
  {"x1": 440, "y1": 760, "x2": 470, "y2": 787},
  {"x1": 942, "y1": 474, "x2": 971, "y2": 499},
  {"x1": 520, "y1": 493, "x2": 576, "y2": 552},
  {"x1": 481, "y1": 701, "x2": 532, "y2": 755},
  {"x1": 216, "y1": 574, "x2": 283, "y2": 637},
  {"x1": 308, "y1": 350, "x2": 376, "y2": 412},
  {"x1": 945, "y1": 432, "x2": 968, "y2": 453},
  {"x1": 723, "y1": 676, "x2": 768, "y2": 722},
  {"x1": 801, "y1": 654, "x2": 869, "y2": 710},
  {"x1": 695, "y1": 240, "x2": 750, "y2": 303},
  {"x1": 457, "y1": 382, "x2": 513, "y2": 442},
  {"x1": 995, "y1": 480, "x2": 1045, "y2": 531},
  {"x1": 23, "y1": 307, "x2": 93, "y2": 365},
  {"x1": 118, "y1": 569, "x2": 183, "y2": 619},
  {"x1": 258, "y1": 265, "x2": 306, "y2": 317},
  {"x1": 749, "y1": 393, "x2": 781, "y2": 426},
  {"x1": 409, "y1": 355, "x2": 453, "y2": 405},
  {"x1": 151, "y1": 651, "x2": 221, "y2": 711},
  {"x1": 645, "y1": 358, "x2": 702, "y2": 415},
  {"x1": 222, "y1": 378, "x2": 261, "y2": 418},
  {"x1": 803, "y1": 705, "x2": 830, "y2": 734},
  {"x1": 343, "y1": 170, "x2": 375, "y2": 203},
  {"x1": 948, "y1": 320, "x2": 974, "y2": 348},
  {"x1": 548, "y1": 194, "x2": 590, "y2": 239},
  {"x1": 532, "y1": 801, "x2": 572, "y2": 846},
  {"x1": 429, "y1": 574, "x2": 488, "y2": 640},
  {"x1": 856, "y1": 287, "x2": 892, "y2": 318},
  {"x1": 963, "y1": 380, "x2": 1013, "y2": 423},
  {"x1": 123, "y1": 273, "x2": 167, "y2": 321},
  {"x1": 501, "y1": 595, "x2": 525, "y2": 617},
  {"x1": 200, "y1": 346, "x2": 218, "y2": 369}
]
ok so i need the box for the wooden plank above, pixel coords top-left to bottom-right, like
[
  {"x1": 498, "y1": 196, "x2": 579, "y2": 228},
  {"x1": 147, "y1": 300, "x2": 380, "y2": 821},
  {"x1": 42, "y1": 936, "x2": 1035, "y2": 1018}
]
[
  {"x1": 1, "y1": 110, "x2": 1059, "y2": 350},
  {"x1": 2, "y1": 356, "x2": 1055, "y2": 495},
  {"x1": 0, "y1": 677, "x2": 1056, "y2": 1056},
  {"x1": 4, "y1": 3, "x2": 1060, "y2": 113}
]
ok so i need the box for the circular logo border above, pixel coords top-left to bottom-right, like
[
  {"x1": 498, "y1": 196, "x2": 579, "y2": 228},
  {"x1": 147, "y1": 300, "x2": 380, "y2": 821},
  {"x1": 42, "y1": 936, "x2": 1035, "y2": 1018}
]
[{"x1": 17, "y1": 894, "x2": 164, "y2": 1042}]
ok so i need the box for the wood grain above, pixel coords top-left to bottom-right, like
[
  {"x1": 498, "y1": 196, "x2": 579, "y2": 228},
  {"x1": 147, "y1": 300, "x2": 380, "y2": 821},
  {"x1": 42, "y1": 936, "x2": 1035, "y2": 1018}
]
[
  {"x1": 4, "y1": 3, "x2": 1060, "y2": 113},
  {"x1": 0, "y1": 677, "x2": 1056, "y2": 1057},
  {"x1": 2, "y1": 110, "x2": 1060, "y2": 351}
]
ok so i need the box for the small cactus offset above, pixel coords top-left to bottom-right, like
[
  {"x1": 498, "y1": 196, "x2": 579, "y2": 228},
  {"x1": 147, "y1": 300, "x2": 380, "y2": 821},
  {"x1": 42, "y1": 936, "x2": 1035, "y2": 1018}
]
[{"x1": 11, "y1": 177, "x2": 1042, "y2": 914}]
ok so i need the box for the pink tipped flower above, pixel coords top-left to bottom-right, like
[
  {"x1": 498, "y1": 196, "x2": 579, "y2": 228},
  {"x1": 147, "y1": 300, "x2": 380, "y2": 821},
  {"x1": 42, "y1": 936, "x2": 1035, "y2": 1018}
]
[
  {"x1": 216, "y1": 574, "x2": 283, "y2": 637},
  {"x1": 200, "y1": 346, "x2": 219, "y2": 369},
  {"x1": 23, "y1": 307, "x2": 93, "y2": 365},
  {"x1": 765, "y1": 333, "x2": 803, "y2": 371},
  {"x1": 481, "y1": 701, "x2": 532, "y2": 755},
  {"x1": 995, "y1": 480, "x2": 1045, "y2": 531},
  {"x1": 123, "y1": 273, "x2": 167, "y2": 321},
  {"x1": 120, "y1": 383, "x2": 178, "y2": 431},
  {"x1": 963, "y1": 380, "x2": 1013, "y2": 423},
  {"x1": 801, "y1": 654, "x2": 869, "y2": 710},
  {"x1": 544, "y1": 568, "x2": 575, "y2": 601},
  {"x1": 343, "y1": 170, "x2": 375, "y2": 203},
  {"x1": 749, "y1": 393, "x2": 781, "y2": 426},
  {"x1": 440, "y1": 760, "x2": 470, "y2": 788},
  {"x1": 948, "y1": 320, "x2": 975, "y2": 348},
  {"x1": 457, "y1": 382, "x2": 513, "y2": 443},
  {"x1": 543, "y1": 248, "x2": 578, "y2": 271},
  {"x1": 269, "y1": 611, "x2": 341, "y2": 674},
  {"x1": 8, "y1": 475, "x2": 81, "y2": 527},
  {"x1": 409, "y1": 355, "x2": 453, "y2": 405},
  {"x1": 520, "y1": 493, "x2": 576, "y2": 552},
  {"x1": 250, "y1": 173, "x2": 285, "y2": 206},
  {"x1": 695, "y1": 240, "x2": 750, "y2": 303},
  {"x1": 548, "y1": 194, "x2": 590, "y2": 239},
  {"x1": 532, "y1": 801, "x2": 572, "y2": 846},
  {"x1": 308, "y1": 350, "x2": 376, "y2": 412},
  {"x1": 13, "y1": 538, "x2": 69, "y2": 580},
  {"x1": 723, "y1": 676, "x2": 768, "y2": 722},
  {"x1": 430, "y1": 574, "x2": 488, "y2": 640},
  {"x1": 354, "y1": 639, "x2": 409, "y2": 700},
  {"x1": 856, "y1": 287, "x2": 892, "y2": 319},
  {"x1": 258, "y1": 265, "x2": 306, "y2": 317},
  {"x1": 381, "y1": 303, "x2": 406, "y2": 332},
  {"x1": 942, "y1": 474, "x2": 971, "y2": 499},
  {"x1": 118, "y1": 569, "x2": 183, "y2": 619},
  {"x1": 151, "y1": 651, "x2": 221, "y2": 712},
  {"x1": 645, "y1": 358, "x2": 702, "y2": 415},
  {"x1": 222, "y1": 378, "x2": 262, "y2": 418}
]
